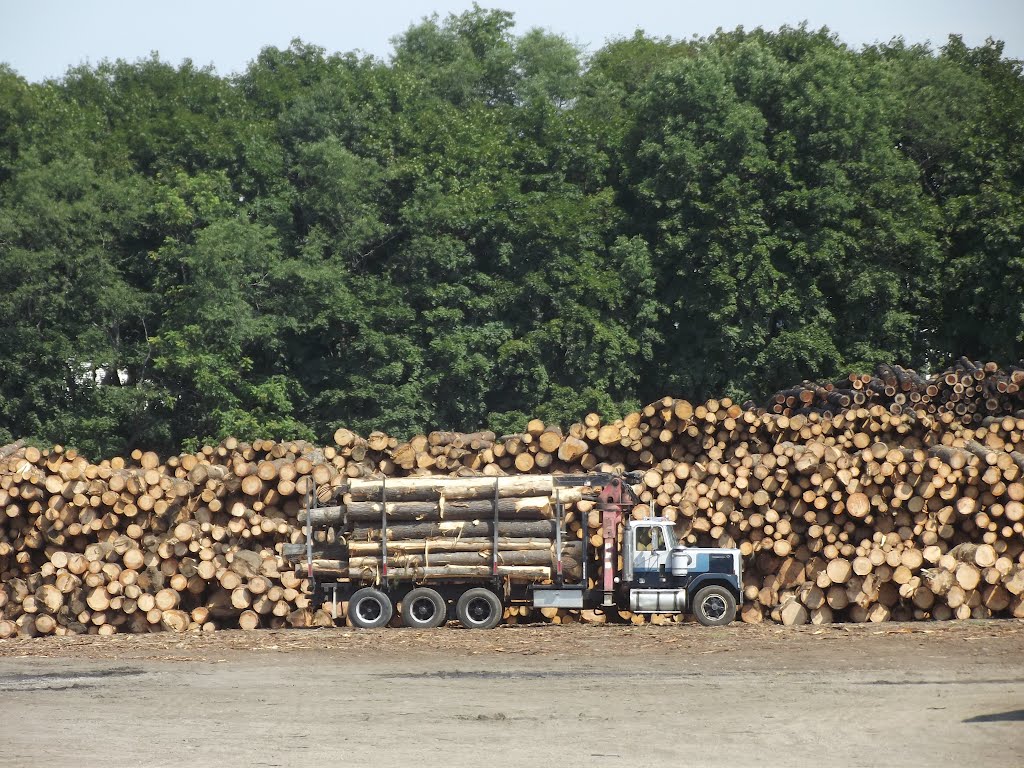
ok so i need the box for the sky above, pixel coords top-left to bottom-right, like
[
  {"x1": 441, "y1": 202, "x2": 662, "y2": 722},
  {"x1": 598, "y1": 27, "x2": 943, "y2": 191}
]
[{"x1": 2, "y1": 0, "x2": 1023, "y2": 82}]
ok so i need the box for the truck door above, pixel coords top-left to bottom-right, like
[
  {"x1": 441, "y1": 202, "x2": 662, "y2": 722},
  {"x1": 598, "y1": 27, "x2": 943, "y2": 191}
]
[{"x1": 633, "y1": 525, "x2": 667, "y2": 583}]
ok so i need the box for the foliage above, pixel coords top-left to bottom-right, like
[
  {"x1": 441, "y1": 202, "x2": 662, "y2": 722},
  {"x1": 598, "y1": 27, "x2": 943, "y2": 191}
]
[{"x1": 0, "y1": 12, "x2": 1020, "y2": 455}]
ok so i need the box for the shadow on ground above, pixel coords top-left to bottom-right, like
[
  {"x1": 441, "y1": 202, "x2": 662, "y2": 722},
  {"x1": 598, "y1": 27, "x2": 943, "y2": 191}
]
[{"x1": 963, "y1": 710, "x2": 1024, "y2": 723}]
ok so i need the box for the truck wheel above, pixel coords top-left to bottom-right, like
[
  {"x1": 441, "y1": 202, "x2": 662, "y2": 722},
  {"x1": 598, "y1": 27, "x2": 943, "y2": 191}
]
[
  {"x1": 693, "y1": 585, "x2": 737, "y2": 627},
  {"x1": 348, "y1": 587, "x2": 393, "y2": 629},
  {"x1": 401, "y1": 587, "x2": 447, "y2": 629},
  {"x1": 456, "y1": 588, "x2": 502, "y2": 630}
]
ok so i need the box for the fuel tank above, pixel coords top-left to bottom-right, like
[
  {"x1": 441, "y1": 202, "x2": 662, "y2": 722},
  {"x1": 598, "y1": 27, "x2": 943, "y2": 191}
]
[{"x1": 629, "y1": 588, "x2": 686, "y2": 613}]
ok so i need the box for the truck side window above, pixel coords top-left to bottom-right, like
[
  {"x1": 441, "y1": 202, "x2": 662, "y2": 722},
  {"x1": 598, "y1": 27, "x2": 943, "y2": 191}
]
[
  {"x1": 636, "y1": 527, "x2": 653, "y2": 551},
  {"x1": 636, "y1": 527, "x2": 663, "y2": 552}
]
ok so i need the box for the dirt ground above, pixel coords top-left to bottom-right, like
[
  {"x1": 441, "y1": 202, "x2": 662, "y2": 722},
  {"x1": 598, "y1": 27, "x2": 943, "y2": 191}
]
[{"x1": 1, "y1": 620, "x2": 1022, "y2": 768}]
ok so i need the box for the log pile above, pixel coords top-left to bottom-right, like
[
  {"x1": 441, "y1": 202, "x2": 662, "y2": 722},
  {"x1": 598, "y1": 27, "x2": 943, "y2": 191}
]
[
  {"x1": 2, "y1": 358, "x2": 1024, "y2": 635},
  {"x1": 761, "y1": 358, "x2": 1024, "y2": 423},
  {"x1": 291, "y1": 476, "x2": 584, "y2": 583},
  {"x1": 0, "y1": 439, "x2": 337, "y2": 637},
  {"x1": 576, "y1": 396, "x2": 1024, "y2": 625}
]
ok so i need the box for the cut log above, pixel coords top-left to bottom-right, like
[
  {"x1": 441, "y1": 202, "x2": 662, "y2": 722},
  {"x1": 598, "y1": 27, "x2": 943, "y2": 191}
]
[
  {"x1": 351, "y1": 520, "x2": 556, "y2": 541},
  {"x1": 35, "y1": 584, "x2": 64, "y2": 613},
  {"x1": 779, "y1": 599, "x2": 808, "y2": 626},
  {"x1": 557, "y1": 437, "x2": 589, "y2": 463},
  {"x1": 826, "y1": 558, "x2": 852, "y2": 584},
  {"x1": 347, "y1": 537, "x2": 557, "y2": 556},
  {"x1": 948, "y1": 542, "x2": 997, "y2": 568},
  {"x1": 347, "y1": 476, "x2": 556, "y2": 501},
  {"x1": 307, "y1": 563, "x2": 553, "y2": 582},
  {"x1": 846, "y1": 493, "x2": 870, "y2": 518},
  {"x1": 301, "y1": 493, "x2": 580, "y2": 525},
  {"x1": 349, "y1": 547, "x2": 580, "y2": 570},
  {"x1": 160, "y1": 609, "x2": 189, "y2": 632},
  {"x1": 155, "y1": 589, "x2": 180, "y2": 611},
  {"x1": 955, "y1": 563, "x2": 981, "y2": 590}
]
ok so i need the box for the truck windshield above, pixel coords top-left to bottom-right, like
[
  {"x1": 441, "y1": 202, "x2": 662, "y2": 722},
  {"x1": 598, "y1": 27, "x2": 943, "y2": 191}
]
[{"x1": 663, "y1": 525, "x2": 678, "y2": 549}]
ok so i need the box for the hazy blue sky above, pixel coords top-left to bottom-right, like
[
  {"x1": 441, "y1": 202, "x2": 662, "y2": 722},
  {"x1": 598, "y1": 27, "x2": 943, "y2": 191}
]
[{"x1": 2, "y1": 0, "x2": 1022, "y2": 82}]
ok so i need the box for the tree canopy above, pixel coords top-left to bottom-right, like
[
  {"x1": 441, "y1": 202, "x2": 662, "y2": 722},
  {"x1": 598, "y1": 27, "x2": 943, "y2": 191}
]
[{"x1": 0, "y1": 10, "x2": 1021, "y2": 455}]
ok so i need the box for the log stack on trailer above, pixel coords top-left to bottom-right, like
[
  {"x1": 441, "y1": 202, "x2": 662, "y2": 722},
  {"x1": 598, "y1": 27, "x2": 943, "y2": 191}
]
[
  {"x1": 294, "y1": 475, "x2": 585, "y2": 583},
  {"x1": 1, "y1": 357, "x2": 1024, "y2": 635}
]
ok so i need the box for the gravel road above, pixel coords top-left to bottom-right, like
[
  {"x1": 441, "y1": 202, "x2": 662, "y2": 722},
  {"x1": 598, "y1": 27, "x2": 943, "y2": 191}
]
[{"x1": 1, "y1": 621, "x2": 1022, "y2": 768}]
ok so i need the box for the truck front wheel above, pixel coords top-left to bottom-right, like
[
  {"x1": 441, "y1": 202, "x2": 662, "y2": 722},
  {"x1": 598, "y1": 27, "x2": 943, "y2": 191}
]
[
  {"x1": 349, "y1": 587, "x2": 393, "y2": 629},
  {"x1": 456, "y1": 588, "x2": 502, "y2": 629},
  {"x1": 692, "y1": 585, "x2": 737, "y2": 627}
]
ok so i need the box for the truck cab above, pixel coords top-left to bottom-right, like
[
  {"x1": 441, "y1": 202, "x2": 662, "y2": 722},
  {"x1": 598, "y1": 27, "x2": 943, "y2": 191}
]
[{"x1": 622, "y1": 518, "x2": 742, "y2": 626}]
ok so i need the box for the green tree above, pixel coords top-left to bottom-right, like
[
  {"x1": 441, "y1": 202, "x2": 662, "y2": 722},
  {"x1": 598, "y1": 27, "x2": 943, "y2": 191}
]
[
  {"x1": 0, "y1": 149, "x2": 159, "y2": 455},
  {"x1": 0, "y1": 16, "x2": 1021, "y2": 454},
  {"x1": 623, "y1": 27, "x2": 940, "y2": 401}
]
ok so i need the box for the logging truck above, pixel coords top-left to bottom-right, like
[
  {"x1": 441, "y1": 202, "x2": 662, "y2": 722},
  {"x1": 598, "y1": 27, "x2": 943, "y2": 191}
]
[{"x1": 289, "y1": 472, "x2": 742, "y2": 629}]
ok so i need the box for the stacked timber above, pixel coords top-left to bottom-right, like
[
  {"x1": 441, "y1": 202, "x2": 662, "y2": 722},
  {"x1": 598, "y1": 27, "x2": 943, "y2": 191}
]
[
  {"x1": 0, "y1": 440, "x2": 336, "y2": 636},
  {"x1": 762, "y1": 358, "x2": 1024, "y2": 424},
  {"x1": 562, "y1": 399, "x2": 1024, "y2": 626},
  {"x1": 2, "y1": 358, "x2": 1024, "y2": 635},
  {"x1": 291, "y1": 475, "x2": 584, "y2": 583}
]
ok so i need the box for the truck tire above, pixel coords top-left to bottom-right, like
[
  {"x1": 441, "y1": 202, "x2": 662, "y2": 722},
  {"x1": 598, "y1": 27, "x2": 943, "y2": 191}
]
[
  {"x1": 455, "y1": 588, "x2": 502, "y2": 630},
  {"x1": 401, "y1": 587, "x2": 447, "y2": 629},
  {"x1": 349, "y1": 587, "x2": 393, "y2": 629},
  {"x1": 692, "y1": 585, "x2": 737, "y2": 627}
]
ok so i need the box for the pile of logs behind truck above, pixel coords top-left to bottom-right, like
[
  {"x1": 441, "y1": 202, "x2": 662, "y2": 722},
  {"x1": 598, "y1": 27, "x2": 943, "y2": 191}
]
[{"x1": 286, "y1": 472, "x2": 742, "y2": 629}]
